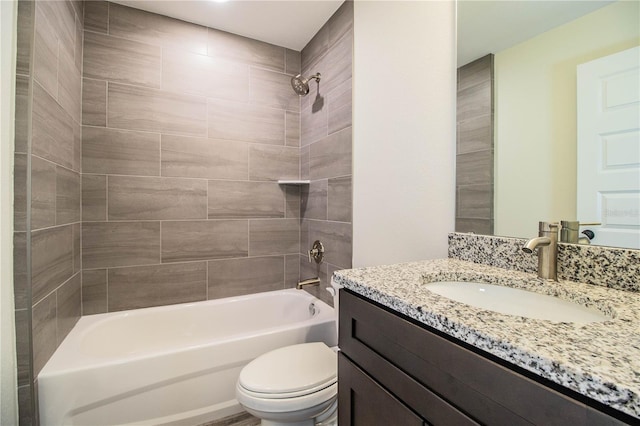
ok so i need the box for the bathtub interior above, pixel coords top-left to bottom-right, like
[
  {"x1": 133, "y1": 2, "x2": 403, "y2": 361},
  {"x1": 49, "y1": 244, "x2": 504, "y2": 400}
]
[{"x1": 38, "y1": 289, "x2": 337, "y2": 426}]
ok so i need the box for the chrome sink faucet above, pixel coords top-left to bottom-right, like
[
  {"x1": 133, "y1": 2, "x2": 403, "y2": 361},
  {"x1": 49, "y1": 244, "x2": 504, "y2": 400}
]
[{"x1": 522, "y1": 222, "x2": 559, "y2": 281}]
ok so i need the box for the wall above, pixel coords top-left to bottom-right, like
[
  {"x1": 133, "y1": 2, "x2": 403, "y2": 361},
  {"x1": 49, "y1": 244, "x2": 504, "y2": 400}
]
[
  {"x1": 13, "y1": 0, "x2": 84, "y2": 423},
  {"x1": 494, "y1": 1, "x2": 640, "y2": 238},
  {"x1": 80, "y1": 2, "x2": 302, "y2": 313},
  {"x1": 1, "y1": 0, "x2": 18, "y2": 423},
  {"x1": 299, "y1": 1, "x2": 353, "y2": 304},
  {"x1": 352, "y1": 0, "x2": 456, "y2": 267},
  {"x1": 12, "y1": 4, "x2": 34, "y2": 422},
  {"x1": 456, "y1": 54, "x2": 494, "y2": 235},
  {"x1": 11, "y1": 2, "x2": 352, "y2": 421}
]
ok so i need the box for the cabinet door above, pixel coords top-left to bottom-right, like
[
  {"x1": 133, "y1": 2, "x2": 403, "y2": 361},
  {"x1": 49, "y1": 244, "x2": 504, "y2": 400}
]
[{"x1": 338, "y1": 353, "x2": 424, "y2": 426}]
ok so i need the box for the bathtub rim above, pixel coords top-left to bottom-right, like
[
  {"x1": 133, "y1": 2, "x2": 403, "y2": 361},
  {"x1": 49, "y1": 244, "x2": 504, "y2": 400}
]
[{"x1": 39, "y1": 289, "x2": 335, "y2": 376}]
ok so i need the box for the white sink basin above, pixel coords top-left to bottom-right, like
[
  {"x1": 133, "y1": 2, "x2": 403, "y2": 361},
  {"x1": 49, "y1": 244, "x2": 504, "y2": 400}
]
[{"x1": 425, "y1": 281, "x2": 609, "y2": 324}]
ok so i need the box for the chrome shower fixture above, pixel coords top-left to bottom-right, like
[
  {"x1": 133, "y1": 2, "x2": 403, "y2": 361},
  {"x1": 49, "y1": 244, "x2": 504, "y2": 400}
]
[{"x1": 291, "y1": 72, "x2": 321, "y2": 96}]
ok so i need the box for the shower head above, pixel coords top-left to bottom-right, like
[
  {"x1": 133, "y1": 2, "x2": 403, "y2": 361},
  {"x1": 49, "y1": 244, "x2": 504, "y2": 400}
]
[{"x1": 291, "y1": 73, "x2": 321, "y2": 96}]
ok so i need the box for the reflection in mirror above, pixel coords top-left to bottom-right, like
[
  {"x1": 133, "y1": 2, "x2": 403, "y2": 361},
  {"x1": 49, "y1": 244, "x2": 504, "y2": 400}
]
[{"x1": 456, "y1": 0, "x2": 640, "y2": 249}]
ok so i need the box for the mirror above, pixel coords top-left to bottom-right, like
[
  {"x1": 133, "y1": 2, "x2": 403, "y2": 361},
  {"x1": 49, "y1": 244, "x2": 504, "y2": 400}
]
[{"x1": 456, "y1": 0, "x2": 640, "y2": 249}]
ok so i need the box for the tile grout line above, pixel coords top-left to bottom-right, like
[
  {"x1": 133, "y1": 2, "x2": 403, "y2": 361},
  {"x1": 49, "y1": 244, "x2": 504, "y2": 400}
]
[
  {"x1": 83, "y1": 119, "x2": 295, "y2": 145},
  {"x1": 204, "y1": 164, "x2": 210, "y2": 220},
  {"x1": 106, "y1": 267, "x2": 109, "y2": 313},
  {"x1": 105, "y1": 175, "x2": 108, "y2": 221},
  {"x1": 78, "y1": 3, "x2": 85, "y2": 322},
  {"x1": 30, "y1": 221, "x2": 76, "y2": 234},
  {"x1": 159, "y1": 218, "x2": 163, "y2": 266},
  {"x1": 105, "y1": 80, "x2": 108, "y2": 128},
  {"x1": 106, "y1": 1, "x2": 110, "y2": 36},
  {"x1": 160, "y1": 45, "x2": 164, "y2": 91},
  {"x1": 54, "y1": 289, "x2": 59, "y2": 352},
  {"x1": 32, "y1": 270, "x2": 81, "y2": 311},
  {"x1": 247, "y1": 217, "x2": 251, "y2": 258},
  {"x1": 84, "y1": 259, "x2": 218, "y2": 274},
  {"x1": 158, "y1": 134, "x2": 162, "y2": 177}
]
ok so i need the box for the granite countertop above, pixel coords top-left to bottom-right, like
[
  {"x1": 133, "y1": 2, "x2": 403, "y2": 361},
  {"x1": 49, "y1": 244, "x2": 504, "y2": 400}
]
[{"x1": 332, "y1": 258, "x2": 640, "y2": 419}]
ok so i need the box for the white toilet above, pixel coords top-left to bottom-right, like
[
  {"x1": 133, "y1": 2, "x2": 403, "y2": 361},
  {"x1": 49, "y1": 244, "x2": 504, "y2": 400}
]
[{"x1": 235, "y1": 281, "x2": 341, "y2": 426}]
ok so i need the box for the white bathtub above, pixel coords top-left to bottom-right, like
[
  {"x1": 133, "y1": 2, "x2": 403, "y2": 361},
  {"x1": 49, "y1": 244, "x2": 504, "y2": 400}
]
[{"x1": 38, "y1": 289, "x2": 337, "y2": 426}]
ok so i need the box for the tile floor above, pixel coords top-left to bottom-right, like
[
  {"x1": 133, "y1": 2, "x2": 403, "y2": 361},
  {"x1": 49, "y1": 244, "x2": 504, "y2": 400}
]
[{"x1": 199, "y1": 411, "x2": 260, "y2": 426}]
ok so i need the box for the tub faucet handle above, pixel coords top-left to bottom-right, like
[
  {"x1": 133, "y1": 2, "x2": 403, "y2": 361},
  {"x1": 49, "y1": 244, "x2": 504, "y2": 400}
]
[{"x1": 308, "y1": 240, "x2": 324, "y2": 264}]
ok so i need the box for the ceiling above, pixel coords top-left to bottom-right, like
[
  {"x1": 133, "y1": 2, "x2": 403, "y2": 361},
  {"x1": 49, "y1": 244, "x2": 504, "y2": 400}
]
[
  {"x1": 110, "y1": 0, "x2": 344, "y2": 51},
  {"x1": 457, "y1": 0, "x2": 615, "y2": 66},
  {"x1": 111, "y1": 1, "x2": 615, "y2": 60}
]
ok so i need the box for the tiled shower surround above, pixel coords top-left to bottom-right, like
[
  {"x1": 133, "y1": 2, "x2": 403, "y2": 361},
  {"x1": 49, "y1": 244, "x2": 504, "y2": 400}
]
[
  {"x1": 81, "y1": 1, "x2": 303, "y2": 313},
  {"x1": 13, "y1": 0, "x2": 84, "y2": 423},
  {"x1": 13, "y1": 1, "x2": 353, "y2": 423},
  {"x1": 299, "y1": 2, "x2": 353, "y2": 304},
  {"x1": 455, "y1": 55, "x2": 494, "y2": 235},
  {"x1": 80, "y1": 0, "x2": 352, "y2": 312}
]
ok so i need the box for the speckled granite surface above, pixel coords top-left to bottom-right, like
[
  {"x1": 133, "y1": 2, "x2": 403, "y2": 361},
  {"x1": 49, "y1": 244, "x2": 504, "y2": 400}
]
[
  {"x1": 558, "y1": 243, "x2": 640, "y2": 292},
  {"x1": 448, "y1": 233, "x2": 538, "y2": 273},
  {"x1": 449, "y1": 233, "x2": 640, "y2": 292},
  {"x1": 333, "y1": 259, "x2": 640, "y2": 419}
]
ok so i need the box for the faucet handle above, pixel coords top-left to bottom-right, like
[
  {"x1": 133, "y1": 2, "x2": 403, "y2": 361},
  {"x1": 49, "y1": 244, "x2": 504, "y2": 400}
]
[
  {"x1": 538, "y1": 222, "x2": 559, "y2": 233},
  {"x1": 308, "y1": 240, "x2": 324, "y2": 264},
  {"x1": 560, "y1": 220, "x2": 601, "y2": 230},
  {"x1": 559, "y1": 220, "x2": 601, "y2": 243}
]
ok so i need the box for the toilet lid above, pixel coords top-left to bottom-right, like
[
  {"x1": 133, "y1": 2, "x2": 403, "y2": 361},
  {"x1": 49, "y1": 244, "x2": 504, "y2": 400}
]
[{"x1": 239, "y1": 343, "x2": 337, "y2": 396}]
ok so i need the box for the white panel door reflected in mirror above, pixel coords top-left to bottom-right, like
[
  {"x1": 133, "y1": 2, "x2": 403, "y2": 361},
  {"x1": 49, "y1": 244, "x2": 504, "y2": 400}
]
[{"x1": 577, "y1": 46, "x2": 640, "y2": 249}]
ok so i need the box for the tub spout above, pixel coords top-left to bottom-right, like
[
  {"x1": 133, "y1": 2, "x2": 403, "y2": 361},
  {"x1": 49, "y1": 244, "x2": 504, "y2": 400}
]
[{"x1": 297, "y1": 277, "x2": 320, "y2": 289}]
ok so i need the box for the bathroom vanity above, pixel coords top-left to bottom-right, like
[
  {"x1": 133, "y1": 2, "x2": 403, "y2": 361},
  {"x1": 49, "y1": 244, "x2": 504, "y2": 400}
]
[{"x1": 333, "y1": 259, "x2": 640, "y2": 425}]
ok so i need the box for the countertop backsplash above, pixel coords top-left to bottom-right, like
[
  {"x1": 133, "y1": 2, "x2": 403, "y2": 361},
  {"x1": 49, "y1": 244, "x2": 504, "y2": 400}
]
[{"x1": 448, "y1": 233, "x2": 640, "y2": 292}]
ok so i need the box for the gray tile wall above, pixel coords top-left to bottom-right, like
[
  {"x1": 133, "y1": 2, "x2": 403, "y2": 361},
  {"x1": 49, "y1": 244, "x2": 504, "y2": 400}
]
[
  {"x1": 13, "y1": 3, "x2": 34, "y2": 422},
  {"x1": 80, "y1": 1, "x2": 302, "y2": 313},
  {"x1": 298, "y1": 2, "x2": 353, "y2": 306},
  {"x1": 456, "y1": 55, "x2": 494, "y2": 235},
  {"x1": 13, "y1": 3, "x2": 353, "y2": 421},
  {"x1": 13, "y1": 0, "x2": 84, "y2": 423}
]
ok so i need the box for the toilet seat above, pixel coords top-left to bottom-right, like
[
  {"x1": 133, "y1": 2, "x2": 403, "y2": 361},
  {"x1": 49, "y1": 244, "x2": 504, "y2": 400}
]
[
  {"x1": 238, "y1": 342, "x2": 337, "y2": 397},
  {"x1": 236, "y1": 342, "x2": 337, "y2": 412},
  {"x1": 236, "y1": 382, "x2": 337, "y2": 413},
  {"x1": 238, "y1": 379, "x2": 336, "y2": 400}
]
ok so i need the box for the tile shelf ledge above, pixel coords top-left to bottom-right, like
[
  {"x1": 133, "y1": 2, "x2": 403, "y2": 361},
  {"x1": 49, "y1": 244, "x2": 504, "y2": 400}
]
[{"x1": 277, "y1": 180, "x2": 310, "y2": 185}]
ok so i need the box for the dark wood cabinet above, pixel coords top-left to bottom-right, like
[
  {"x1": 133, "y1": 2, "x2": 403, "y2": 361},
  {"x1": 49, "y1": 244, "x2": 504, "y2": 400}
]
[
  {"x1": 338, "y1": 354, "x2": 424, "y2": 426},
  {"x1": 338, "y1": 289, "x2": 633, "y2": 426}
]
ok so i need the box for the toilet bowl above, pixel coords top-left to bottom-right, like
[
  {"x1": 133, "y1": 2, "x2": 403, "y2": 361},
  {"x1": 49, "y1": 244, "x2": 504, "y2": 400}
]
[
  {"x1": 236, "y1": 281, "x2": 342, "y2": 426},
  {"x1": 236, "y1": 342, "x2": 337, "y2": 426}
]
